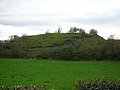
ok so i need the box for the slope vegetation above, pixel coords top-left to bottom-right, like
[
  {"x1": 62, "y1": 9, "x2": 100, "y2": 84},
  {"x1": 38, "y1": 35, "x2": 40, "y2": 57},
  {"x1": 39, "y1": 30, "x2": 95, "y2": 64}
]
[
  {"x1": 24, "y1": 33, "x2": 105, "y2": 60},
  {"x1": 1, "y1": 33, "x2": 120, "y2": 60}
]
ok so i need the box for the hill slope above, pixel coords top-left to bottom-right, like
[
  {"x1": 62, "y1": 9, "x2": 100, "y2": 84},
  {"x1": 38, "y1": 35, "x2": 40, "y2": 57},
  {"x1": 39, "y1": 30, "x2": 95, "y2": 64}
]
[
  {"x1": 1, "y1": 33, "x2": 120, "y2": 60},
  {"x1": 21, "y1": 33, "x2": 105, "y2": 60},
  {"x1": 25, "y1": 33, "x2": 105, "y2": 49}
]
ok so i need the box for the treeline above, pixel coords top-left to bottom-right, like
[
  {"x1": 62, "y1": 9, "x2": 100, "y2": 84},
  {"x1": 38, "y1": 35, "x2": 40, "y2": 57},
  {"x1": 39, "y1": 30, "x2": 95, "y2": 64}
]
[{"x1": 0, "y1": 28, "x2": 120, "y2": 60}]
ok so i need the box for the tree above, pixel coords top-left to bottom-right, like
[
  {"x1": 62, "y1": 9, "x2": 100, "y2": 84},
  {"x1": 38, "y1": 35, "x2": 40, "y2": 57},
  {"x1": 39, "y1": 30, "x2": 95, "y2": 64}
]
[
  {"x1": 73, "y1": 27, "x2": 77, "y2": 33},
  {"x1": 104, "y1": 35, "x2": 120, "y2": 60},
  {"x1": 68, "y1": 27, "x2": 77, "y2": 33},
  {"x1": 68, "y1": 27, "x2": 86, "y2": 34},
  {"x1": 9, "y1": 35, "x2": 19, "y2": 42},
  {"x1": 0, "y1": 41, "x2": 3, "y2": 57},
  {"x1": 69, "y1": 27, "x2": 74, "y2": 33},
  {"x1": 45, "y1": 30, "x2": 49, "y2": 34},
  {"x1": 89, "y1": 29, "x2": 98, "y2": 35},
  {"x1": 58, "y1": 26, "x2": 62, "y2": 33},
  {"x1": 79, "y1": 28, "x2": 86, "y2": 34},
  {"x1": 108, "y1": 35, "x2": 114, "y2": 40},
  {"x1": 105, "y1": 35, "x2": 115, "y2": 59},
  {"x1": 9, "y1": 35, "x2": 28, "y2": 58},
  {"x1": 0, "y1": 40, "x2": 12, "y2": 58},
  {"x1": 22, "y1": 33, "x2": 27, "y2": 37}
]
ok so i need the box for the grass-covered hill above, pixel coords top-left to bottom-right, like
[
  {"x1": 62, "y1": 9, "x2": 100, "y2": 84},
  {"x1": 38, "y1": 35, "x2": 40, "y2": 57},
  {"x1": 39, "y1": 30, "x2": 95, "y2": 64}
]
[
  {"x1": 1, "y1": 33, "x2": 120, "y2": 60},
  {"x1": 25, "y1": 33, "x2": 105, "y2": 49}
]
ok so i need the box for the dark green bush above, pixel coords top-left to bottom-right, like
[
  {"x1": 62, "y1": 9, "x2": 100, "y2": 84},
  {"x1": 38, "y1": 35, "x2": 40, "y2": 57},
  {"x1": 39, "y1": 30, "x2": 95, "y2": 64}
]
[{"x1": 76, "y1": 78, "x2": 120, "y2": 90}]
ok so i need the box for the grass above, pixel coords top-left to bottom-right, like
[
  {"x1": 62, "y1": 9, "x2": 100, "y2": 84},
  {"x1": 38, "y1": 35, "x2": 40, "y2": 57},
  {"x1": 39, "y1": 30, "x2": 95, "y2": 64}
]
[
  {"x1": 0, "y1": 58, "x2": 120, "y2": 90},
  {"x1": 25, "y1": 33, "x2": 74, "y2": 47},
  {"x1": 25, "y1": 33, "x2": 103, "y2": 48}
]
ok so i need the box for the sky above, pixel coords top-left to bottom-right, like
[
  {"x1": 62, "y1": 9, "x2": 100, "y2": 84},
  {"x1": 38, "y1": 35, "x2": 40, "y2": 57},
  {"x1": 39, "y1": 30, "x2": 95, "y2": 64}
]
[{"x1": 0, "y1": 0, "x2": 120, "y2": 40}]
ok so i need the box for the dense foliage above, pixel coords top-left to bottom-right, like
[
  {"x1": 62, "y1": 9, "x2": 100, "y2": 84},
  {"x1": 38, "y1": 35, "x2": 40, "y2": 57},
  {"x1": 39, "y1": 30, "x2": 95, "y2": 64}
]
[
  {"x1": 0, "y1": 33, "x2": 120, "y2": 60},
  {"x1": 76, "y1": 78, "x2": 120, "y2": 90}
]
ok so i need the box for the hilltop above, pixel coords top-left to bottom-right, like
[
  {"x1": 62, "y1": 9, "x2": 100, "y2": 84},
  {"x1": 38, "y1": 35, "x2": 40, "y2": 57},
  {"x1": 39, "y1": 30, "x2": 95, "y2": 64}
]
[{"x1": 25, "y1": 33, "x2": 104, "y2": 48}]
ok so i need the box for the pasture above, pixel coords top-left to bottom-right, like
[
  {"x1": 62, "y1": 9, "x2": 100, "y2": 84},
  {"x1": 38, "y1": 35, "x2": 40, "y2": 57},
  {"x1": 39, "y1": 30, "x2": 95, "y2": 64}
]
[{"x1": 0, "y1": 58, "x2": 120, "y2": 90}]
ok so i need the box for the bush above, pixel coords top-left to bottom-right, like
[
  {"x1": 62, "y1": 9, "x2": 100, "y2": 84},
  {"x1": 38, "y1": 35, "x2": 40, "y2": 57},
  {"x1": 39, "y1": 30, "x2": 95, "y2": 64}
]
[
  {"x1": 76, "y1": 78, "x2": 120, "y2": 90},
  {"x1": 0, "y1": 84, "x2": 47, "y2": 90}
]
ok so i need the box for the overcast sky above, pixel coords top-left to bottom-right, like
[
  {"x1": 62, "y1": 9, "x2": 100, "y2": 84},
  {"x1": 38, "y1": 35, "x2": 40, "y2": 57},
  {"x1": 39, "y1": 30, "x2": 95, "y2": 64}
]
[{"x1": 0, "y1": 0, "x2": 120, "y2": 40}]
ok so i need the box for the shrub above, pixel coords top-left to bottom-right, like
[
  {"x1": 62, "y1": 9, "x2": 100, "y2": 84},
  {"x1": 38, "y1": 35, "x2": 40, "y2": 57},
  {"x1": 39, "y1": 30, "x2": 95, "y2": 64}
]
[
  {"x1": 0, "y1": 84, "x2": 47, "y2": 90},
  {"x1": 76, "y1": 78, "x2": 120, "y2": 90}
]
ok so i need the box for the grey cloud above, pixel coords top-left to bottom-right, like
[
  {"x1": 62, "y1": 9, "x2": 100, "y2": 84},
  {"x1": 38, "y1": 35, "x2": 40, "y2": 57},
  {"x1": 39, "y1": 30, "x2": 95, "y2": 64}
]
[
  {"x1": 0, "y1": 19, "x2": 53, "y2": 26},
  {"x1": 0, "y1": 12, "x2": 67, "y2": 27},
  {"x1": 0, "y1": 15, "x2": 60, "y2": 27},
  {"x1": 62, "y1": 9, "x2": 120, "y2": 26},
  {"x1": 1, "y1": 5, "x2": 120, "y2": 27},
  {"x1": 0, "y1": 0, "x2": 55, "y2": 13},
  {"x1": 0, "y1": 12, "x2": 120, "y2": 29}
]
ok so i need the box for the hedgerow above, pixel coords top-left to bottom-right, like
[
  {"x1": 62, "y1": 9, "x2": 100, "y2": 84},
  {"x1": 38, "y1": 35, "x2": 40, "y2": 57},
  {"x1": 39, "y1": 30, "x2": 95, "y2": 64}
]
[
  {"x1": 76, "y1": 78, "x2": 120, "y2": 90},
  {"x1": 0, "y1": 84, "x2": 47, "y2": 90}
]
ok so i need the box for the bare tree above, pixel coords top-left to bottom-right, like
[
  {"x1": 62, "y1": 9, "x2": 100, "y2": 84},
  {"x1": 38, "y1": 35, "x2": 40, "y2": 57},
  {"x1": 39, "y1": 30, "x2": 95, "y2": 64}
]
[
  {"x1": 108, "y1": 35, "x2": 114, "y2": 40},
  {"x1": 9, "y1": 35, "x2": 19, "y2": 41},
  {"x1": 58, "y1": 26, "x2": 62, "y2": 33},
  {"x1": 45, "y1": 29, "x2": 49, "y2": 34}
]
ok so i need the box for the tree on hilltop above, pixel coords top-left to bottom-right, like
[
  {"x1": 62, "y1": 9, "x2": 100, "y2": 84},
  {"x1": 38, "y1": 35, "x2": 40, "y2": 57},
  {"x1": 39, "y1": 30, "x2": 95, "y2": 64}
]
[{"x1": 89, "y1": 29, "x2": 98, "y2": 35}]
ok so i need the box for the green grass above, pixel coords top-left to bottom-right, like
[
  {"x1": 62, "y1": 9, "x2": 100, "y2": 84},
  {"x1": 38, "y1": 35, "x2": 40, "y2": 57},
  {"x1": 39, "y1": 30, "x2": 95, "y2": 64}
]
[
  {"x1": 0, "y1": 58, "x2": 120, "y2": 90},
  {"x1": 26, "y1": 33, "x2": 74, "y2": 47},
  {"x1": 25, "y1": 33, "x2": 103, "y2": 48}
]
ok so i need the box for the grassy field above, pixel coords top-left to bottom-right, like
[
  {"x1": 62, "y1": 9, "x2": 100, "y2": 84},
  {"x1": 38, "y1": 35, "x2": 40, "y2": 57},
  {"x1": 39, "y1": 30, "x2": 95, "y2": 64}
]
[{"x1": 0, "y1": 58, "x2": 120, "y2": 90}]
